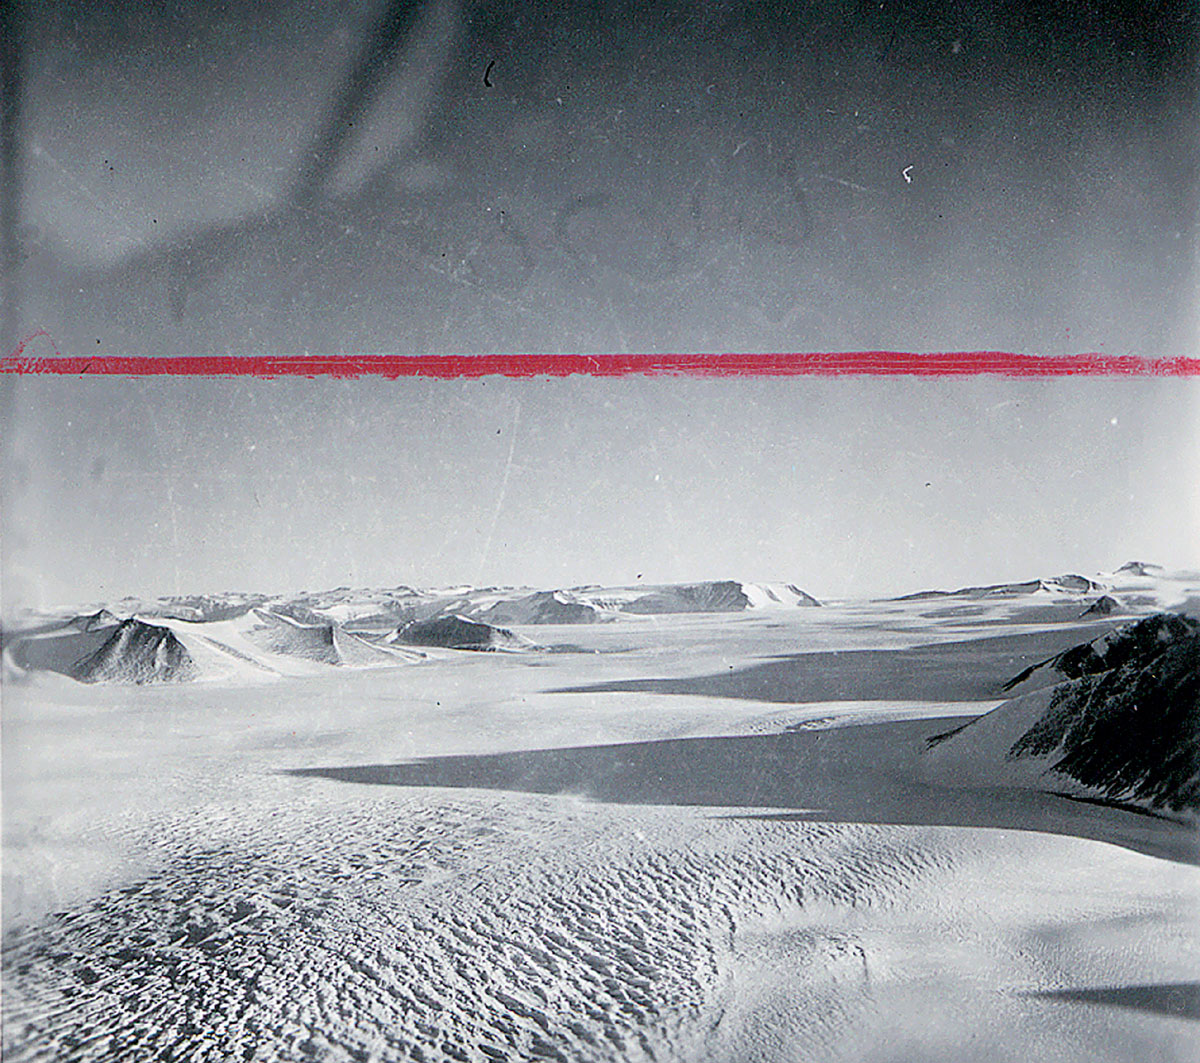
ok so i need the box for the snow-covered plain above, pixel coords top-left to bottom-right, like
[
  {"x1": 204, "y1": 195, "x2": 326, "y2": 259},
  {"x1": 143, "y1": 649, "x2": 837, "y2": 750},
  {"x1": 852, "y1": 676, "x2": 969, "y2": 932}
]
[{"x1": 3, "y1": 595, "x2": 1198, "y2": 1061}]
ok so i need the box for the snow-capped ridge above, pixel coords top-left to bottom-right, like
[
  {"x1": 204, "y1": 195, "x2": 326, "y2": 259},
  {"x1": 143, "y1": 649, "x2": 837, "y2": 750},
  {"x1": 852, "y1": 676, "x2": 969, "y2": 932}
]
[
  {"x1": 619, "y1": 580, "x2": 751, "y2": 614},
  {"x1": 1115, "y1": 561, "x2": 1163, "y2": 577},
  {"x1": 544, "y1": 580, "x2": 820, "y2": 617},
  {"x1": 71, "y1": 618, "x2": 197, "y2": 684},
  {"x1": 892, "y1": 573, "x2": 1102, "y2": 602},
  {"x1": 477, "y1": 590, "x2": 605, "y2": 626},
  {"x1": 7, "y1": 606, "x2": 428, "y2": 685},
  {"x1": 66, "y1": 608, "x2": 120, "y2": 633},
  {"x1": 739, "y1": 582, "x2": 822, "y2": 608},
  {"x1": 389, "y1": 614, "x2": 536, "y2": 652},
  {"x1": 380, "y1": 579, "x2": 823, "y2": 625},
  {"x1": 236, "y1": 609, "x2": 426, "y2": 668},
  {"x1": 1079, "y1": 594, "x2": 1121, "y2": 618}
]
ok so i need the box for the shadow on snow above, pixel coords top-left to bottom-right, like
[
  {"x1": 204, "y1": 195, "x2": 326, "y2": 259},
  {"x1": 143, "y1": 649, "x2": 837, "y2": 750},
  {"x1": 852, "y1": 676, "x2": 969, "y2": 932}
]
[
  {"x1": 544, "y1": 627, "x2": 1102, "y2": 704},
  {"x1": 1025, "y1": 982, "x2": 1200, "y2": 1021},
  {"x1": 285, "y1": 716, "x2": 1199, "y2": 866}
]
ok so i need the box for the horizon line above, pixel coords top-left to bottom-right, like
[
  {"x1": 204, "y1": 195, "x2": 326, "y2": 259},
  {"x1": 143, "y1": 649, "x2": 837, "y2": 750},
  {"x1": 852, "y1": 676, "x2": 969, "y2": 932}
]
[
  {"x1": 3, "y1": 341, "x2": 1199, "y2": 378},
  {"x1": 19, "y1": 564, "x2": 1195, "y2": 619}
]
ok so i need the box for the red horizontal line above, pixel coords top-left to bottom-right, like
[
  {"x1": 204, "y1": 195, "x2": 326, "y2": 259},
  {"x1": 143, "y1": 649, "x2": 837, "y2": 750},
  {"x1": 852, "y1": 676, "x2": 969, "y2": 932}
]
[{"x1": 2, "y1": 348, "x2": 1198, "y2": 379}]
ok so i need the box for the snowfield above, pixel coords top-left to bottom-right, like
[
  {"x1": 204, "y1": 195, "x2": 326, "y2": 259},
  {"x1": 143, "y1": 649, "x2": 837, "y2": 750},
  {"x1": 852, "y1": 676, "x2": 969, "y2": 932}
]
[{"x1": 3, "y1": 590, "x2": 1198, "y2": 1061}]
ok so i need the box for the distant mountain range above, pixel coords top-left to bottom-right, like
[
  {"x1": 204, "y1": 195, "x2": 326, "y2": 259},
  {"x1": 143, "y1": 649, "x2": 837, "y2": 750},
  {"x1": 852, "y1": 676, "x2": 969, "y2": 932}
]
[
  {"x1": 6, "y1": 564, "x2": 1198, "y2": 689},
  {"x1": 40, "y1": 579, "x2": 824, "y2": 630},
  {"x1": 891, "y1": 574, "x2": 1103, "y2": 600},
  {"x1": 890, "y1": 563, "x2": 1198, "y2": 616},
  {"x1": 2, "y1": 579, "x2": 825, "y2": 684},
  {"x1": 27, "y1": 561, "x2": 1194, "y2": 632}
]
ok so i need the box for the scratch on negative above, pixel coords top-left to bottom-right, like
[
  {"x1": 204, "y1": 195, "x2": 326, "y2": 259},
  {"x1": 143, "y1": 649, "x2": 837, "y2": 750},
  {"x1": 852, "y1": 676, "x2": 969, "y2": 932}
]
[{"x1": 476, "y1": 399, "x2": 521, "y2": 583}]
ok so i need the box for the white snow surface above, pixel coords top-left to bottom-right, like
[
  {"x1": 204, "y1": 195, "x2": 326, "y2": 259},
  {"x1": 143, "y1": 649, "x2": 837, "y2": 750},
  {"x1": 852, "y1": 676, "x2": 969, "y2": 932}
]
[
  {"x1": 3, "y1": 597, "x2": 1198, "y2": 1062},
  {"x1": 922, "y1": 685, "x2": 1089, "y2": 795}
]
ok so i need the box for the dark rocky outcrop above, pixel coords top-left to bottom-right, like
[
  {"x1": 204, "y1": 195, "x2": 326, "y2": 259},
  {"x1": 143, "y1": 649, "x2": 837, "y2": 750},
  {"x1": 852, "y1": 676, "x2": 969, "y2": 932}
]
[
  {"x1": 66, "y1": 609, "x2": 120, "y2": 633},
  {"x1": 1005, "y1": 629, "x2": 1200, "y2": 812},
  {"x1": 895, "y1": 575, "x2": 1099, "y2": 602},
  {"x1": 1116, "y1": 561, "x2": 1162, "y2": 577},
  {"x1": 1079, "y1": 595, "x2": 1121, "y2": 618},
  {"x1": 622, "y1": 581, "x2": 750, "y2": 614},
  {"x1": 391, "y1": 615, "x2": 533, "y2": 651},
  {"x1": 926, "y1": 613, "x2": 1200, "y2": 814},
  {"x1": 1003, "y1": 613, "x2": 1199, "y2": 694},
  {"x1": 247, "y1": 609, "x2": 423, "y2": 665},
  {"x1": 248, "y1": 610, "x2": 341, "y2": 664}
]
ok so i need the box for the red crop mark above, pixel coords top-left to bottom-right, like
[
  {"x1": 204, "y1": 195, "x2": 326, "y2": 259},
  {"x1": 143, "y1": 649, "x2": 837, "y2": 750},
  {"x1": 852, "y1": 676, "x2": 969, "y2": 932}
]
[
  {"x1": 1, "y1": 348, "x2": 1198, "y2": 378},
  {"x1": 3, "y1": 329, "x2": 65, "y2": 361}
]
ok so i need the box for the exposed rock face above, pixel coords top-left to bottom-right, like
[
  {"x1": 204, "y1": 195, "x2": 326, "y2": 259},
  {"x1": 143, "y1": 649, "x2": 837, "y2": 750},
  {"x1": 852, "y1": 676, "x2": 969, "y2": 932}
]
[
  {"x1": 245, "y1": 610, "x2": 424, "y2": 665},
  {"x1": 10, "y1": 606, "x2": 426, "y2": 684},
  {"x1": 1003, "y1": 613, "x2": 1199, "y2": 695},
  {"x1": 740, "y1": 583, "x2": 822, "y2": 608},
  {"x1": 1003, "y1": 630, "x2": 1199, "y2": 811},
  {"x1": 7, "y1": 629, "x2": 116, "y2": 677},
  {"x1": 925, "y1": 613, "x2": 1200, "y2": 814},
  {"x1": 894, "y1": 575, "x2": 1100, "y2": 601},
  {"x1": 622, "y1": 581, "x2": 750, "y2": 614},
  {"x1": 1116, "y1": 561, "x2": 1162, "y2": 577},
  {"x1": 1053, "y1": 574, "x2": 1101, "y2": 593},
  {"x1": 247, "y1": 610, "x2": 341, "y2": 664},
  {"x1": 1080, "y1": 595, "x2": 1120, "y2": 618},
  {"x1": 71, "y1": 619, "x2": 197, "y2": 684},
  {"x1": 473, "y1": 581, "x2": 821, "y2": 622}
]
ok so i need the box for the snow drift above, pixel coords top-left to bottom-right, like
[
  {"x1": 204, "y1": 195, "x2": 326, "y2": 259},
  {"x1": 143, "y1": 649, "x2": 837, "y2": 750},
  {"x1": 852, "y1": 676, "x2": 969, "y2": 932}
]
[{"x1": 924, "y1": 614, "x2": 1200, "y2": 814}]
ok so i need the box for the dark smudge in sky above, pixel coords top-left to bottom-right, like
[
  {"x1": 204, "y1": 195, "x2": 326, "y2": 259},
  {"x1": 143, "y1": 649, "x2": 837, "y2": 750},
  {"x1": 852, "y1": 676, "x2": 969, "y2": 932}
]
[{"x1": 5, "y1": 0, "x2": 1198, "y2": 357}]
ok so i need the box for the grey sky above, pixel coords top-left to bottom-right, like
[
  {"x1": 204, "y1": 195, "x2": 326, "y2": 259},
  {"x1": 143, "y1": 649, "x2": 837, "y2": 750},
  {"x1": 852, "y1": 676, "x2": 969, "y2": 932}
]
[
  {"x1": 4, "y1": 374, "x2": 1197, "y2": 612},
  {"x1": 3, "y1": 2, "x2": 1195, "y2": 613},
  {"x1": 7, "y1": 0, "x2": 1197, "y2": 357}
]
